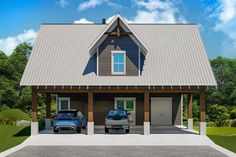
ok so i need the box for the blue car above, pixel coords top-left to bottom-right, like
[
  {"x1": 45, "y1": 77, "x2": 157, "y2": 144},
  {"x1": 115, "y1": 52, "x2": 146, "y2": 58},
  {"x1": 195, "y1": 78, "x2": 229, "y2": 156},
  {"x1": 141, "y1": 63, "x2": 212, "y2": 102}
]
[{"x1": 53, "y1": 110, "x2": 86, "y2": 133}]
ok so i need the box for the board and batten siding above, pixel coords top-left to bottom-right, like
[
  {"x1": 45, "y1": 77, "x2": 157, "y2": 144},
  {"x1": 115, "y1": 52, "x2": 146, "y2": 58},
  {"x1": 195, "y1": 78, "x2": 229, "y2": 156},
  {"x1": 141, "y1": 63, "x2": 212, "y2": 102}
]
[
  {"x1": 57, "y1": 93, "x2": 182, "y2": 125},
  {"x1": 98, "y1": 35, "x2": 139, "y2": 76}
]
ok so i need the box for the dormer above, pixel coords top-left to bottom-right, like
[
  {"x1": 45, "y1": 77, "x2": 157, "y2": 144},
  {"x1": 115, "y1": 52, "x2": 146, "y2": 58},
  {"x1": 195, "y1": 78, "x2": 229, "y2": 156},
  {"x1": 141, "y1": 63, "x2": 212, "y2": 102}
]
[{"x1": 88, "y1": 14, "x2": 149, "y2": 76}]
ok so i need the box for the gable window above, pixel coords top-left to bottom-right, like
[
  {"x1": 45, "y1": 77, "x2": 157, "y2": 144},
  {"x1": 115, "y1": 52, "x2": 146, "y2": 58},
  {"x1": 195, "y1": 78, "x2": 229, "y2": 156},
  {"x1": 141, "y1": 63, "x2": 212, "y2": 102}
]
[
  {"x1": 58, "y1": 97, "x2": 70, "y2": 111},
  {"x1": 111, "y1": 51, "x2": 126, "y2": 75}
]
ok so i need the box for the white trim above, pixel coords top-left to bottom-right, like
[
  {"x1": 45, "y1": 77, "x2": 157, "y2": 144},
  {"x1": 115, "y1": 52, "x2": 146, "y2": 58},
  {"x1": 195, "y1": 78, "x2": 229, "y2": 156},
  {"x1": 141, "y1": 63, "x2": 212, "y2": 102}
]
[
  {"x1": 180, "y1": 94, "x2": 183, "y2": 126},
  {"x1": 114, "y1": 97, "x2": 136, "y2": 125},
  {"x1": 58, "y1": 97, "x2": 70, "y2": 111},
  {"x1": 88, "y1": 14, "x2": 149, "y2": 56},
  {"x1": 96, "y1": 45, "x2": 99, "y2": 76},
  {"x1": 138, "y1": 44, "x2": 141, "y2": 76},
  {"x1": 111, "y1": 50, "x2": 126, "y2": 75}
]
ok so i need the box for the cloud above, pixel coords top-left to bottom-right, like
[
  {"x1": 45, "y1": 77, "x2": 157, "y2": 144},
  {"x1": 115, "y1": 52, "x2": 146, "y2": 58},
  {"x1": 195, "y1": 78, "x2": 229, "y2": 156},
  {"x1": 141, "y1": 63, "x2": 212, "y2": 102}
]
[
  {"x1": 58, "y1": 0, "x2": 69, "y2": 8},
  {"x1": 130, "y1": 0, "x2": 186, "y2": 23},
  {"x1": 78, "y1": 0, "x2": 186, "y2": 23},
  {"x1": 74, "y1": 18, "x2": 94, "y2": 24},
  {"x1": 78, "y1": 0, "x2": 103, "y2": 11},
  {"x1": 0, "y1": 29, "x2": 37, "y2": 55},
  {"x1": 209, "y1": 0, "x2": 236, "y2": 57},
  {"x1": 104, "y1": 0, "x2": 186, "y2": 24},
  {"x1": 78, "y1": 0, "x2": 121, "y2": 11}
]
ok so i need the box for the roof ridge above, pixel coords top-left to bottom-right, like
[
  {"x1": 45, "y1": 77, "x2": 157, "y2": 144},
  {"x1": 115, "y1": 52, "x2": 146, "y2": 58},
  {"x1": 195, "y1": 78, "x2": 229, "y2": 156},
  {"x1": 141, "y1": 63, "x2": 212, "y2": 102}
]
[{"x1": 41, "y1": 23, "x2": 197, "y2": 25}]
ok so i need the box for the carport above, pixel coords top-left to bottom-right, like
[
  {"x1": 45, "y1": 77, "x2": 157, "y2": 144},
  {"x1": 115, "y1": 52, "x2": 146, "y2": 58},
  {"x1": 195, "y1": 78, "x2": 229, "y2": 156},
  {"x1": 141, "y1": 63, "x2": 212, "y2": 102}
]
[{"x1": 30, "y1": 86, "x2": 207, "y2": 136}]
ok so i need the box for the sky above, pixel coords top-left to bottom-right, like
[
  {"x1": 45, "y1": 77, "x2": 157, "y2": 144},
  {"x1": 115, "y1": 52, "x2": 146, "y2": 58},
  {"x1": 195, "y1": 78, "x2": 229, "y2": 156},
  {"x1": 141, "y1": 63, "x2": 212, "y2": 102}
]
[{"x1": 0, "y1": 0, "x2": 236, "y2": 58}]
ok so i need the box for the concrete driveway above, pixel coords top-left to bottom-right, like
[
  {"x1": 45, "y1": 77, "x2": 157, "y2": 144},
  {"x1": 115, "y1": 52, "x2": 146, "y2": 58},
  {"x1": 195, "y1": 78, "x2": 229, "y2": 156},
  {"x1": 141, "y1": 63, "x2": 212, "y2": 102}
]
[
  {"x1": 0, "y1": 126, "x2": 235, "y2": 157},
  {"x1": 6, "y1": 146, "x2": 227, "y2": 157}
]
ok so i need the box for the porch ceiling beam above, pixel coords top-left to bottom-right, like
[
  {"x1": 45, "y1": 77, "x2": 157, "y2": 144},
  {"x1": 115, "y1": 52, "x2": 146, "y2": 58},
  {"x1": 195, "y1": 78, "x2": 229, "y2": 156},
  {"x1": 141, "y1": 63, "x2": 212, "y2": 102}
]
[{"x1": 33, "y1": 86, "x2": 206, "y2": 94}]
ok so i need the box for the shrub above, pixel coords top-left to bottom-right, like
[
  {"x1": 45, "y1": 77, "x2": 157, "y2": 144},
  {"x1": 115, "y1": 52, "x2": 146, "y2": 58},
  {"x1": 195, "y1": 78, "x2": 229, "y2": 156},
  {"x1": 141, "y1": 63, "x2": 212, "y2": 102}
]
[
  {"x1": 0, "y1": 104, "x2": 10, "y2": 112},
  {"x1": 192, "y1": 101, "x2": 199, "y2": 119},
  {"x1": 222, "y1": 119, "x2": 232, "y2": 127},
  {"x1": 231, "y1": 119, "x2": 236, "y2": 127},
  {"x1": 207, "y1": 104, "x2": 230, "y2": 126},
  {"x1": 230, "y1": 108, "x2": 236, "y2": 119},
  {"x1": 207, "y1": 121, "x2": 217, "y2": 127}
]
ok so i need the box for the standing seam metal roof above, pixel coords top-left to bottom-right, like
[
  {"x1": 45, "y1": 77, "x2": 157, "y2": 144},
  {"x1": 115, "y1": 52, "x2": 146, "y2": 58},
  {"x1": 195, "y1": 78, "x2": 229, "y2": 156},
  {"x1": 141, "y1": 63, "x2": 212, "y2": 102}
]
[{"x1": 20, "y1": 23, "x2": 217, "y2": 86}]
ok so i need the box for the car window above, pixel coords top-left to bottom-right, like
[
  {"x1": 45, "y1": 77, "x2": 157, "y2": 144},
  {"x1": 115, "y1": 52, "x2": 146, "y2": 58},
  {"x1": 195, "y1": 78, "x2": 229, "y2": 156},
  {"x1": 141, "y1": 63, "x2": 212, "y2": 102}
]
[
  {"x1": 108, "y1": 110, "x2": 127, "y2": 117},
  {"x1": 57, "y1": 112, "x2": 76, "y2": 118}
]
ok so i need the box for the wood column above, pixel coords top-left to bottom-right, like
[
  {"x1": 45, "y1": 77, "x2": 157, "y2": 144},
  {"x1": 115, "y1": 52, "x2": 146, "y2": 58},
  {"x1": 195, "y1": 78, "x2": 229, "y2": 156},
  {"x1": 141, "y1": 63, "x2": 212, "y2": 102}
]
[
  {"x1": 188, "y1": 94, "x2": 193, "y2": 118},
  {"x1": 32, "y1": 88, "x2": 38, "y2": 122},
  {"x1": 200, "y1": 91, "x2": 206, "y2": 122},
  {"x1": 144, "y1": 91, "x2": 150, "y2": 122},
  {"x1": 46, "y1": 93, "x2": 51, "y2": 118},
  {"x1": 88, "y1": 91, "x2": 93, "y2": 122}
]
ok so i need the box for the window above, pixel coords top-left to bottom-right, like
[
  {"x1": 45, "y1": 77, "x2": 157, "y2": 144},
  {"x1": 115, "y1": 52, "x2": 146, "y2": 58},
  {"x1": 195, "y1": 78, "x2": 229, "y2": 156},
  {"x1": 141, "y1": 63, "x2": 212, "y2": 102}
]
[
  {"x1": 114, "y1": 98, "x2": 136, "y2": 125},
  {"x1": 111, "y1": 51, "x2": 126, "y2": 74},
  {"x1": 59, "y1": 97, "x2": 70, "y2": 110}
]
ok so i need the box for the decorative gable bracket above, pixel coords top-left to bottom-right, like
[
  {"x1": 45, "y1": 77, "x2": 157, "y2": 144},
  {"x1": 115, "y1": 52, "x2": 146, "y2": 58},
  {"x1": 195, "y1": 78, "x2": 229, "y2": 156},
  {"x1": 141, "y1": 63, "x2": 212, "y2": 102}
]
[{"x1": 88, "y1": 14, "x2": 149, "y2": 56}]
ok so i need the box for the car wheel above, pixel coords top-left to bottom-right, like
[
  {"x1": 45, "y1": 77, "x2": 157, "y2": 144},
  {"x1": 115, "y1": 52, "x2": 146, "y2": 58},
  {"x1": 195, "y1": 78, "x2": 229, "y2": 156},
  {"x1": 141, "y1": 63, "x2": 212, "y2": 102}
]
[
  {"x1": 105, "y1": 128, "x2": 109, "y2": 133},
  {"x1": 125, "y1": 129, "x2": 129, "y2": 133},
  {"x1": 76, "y1": 127, "x2": 81, "y2": 133},
  {"x1": 53, "y1": 128, "x2": 59, "y2": 133}
]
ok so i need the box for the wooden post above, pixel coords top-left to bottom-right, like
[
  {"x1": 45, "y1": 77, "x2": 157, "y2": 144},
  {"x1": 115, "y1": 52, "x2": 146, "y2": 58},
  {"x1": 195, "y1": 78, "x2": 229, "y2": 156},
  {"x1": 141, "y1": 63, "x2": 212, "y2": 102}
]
[
  {"x1": 188, "y1": 94, "x2": 193, "y2": 118},
  {"x1": 144, "y1": 91, "x2": 150, "y2": 122},
  {"x1": 46, "y1": 93, "x2": 51, "y2": 118},
  {"x1": 88, "y1": 91, "x2": 93, "y2": 122},
  {"x1": 200, "y1": 91, "x2": 206, "y2": 122},
  {"x1": 32, "y1": 87, "x2": 38, "y2": 122}
]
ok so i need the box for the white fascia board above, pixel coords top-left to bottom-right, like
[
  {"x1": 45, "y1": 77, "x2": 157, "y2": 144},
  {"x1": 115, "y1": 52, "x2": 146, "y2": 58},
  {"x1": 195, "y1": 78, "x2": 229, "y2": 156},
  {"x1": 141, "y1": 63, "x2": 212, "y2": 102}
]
[{"x1": 88, "y1": 14, "x2": 149, "y2": 56}]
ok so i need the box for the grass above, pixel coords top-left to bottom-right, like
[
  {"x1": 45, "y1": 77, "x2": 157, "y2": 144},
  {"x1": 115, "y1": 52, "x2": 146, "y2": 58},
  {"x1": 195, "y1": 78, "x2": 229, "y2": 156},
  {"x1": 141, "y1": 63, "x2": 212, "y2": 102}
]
[
  {"x1": 0, "y1": 125, "x2": 30, "y2": 152},
  {"x1": 0, "y1": 109, "x2": 30, "y2": 121},
  {"x1": 193, "y1": 126, "x2": 236, "y2": 153}
]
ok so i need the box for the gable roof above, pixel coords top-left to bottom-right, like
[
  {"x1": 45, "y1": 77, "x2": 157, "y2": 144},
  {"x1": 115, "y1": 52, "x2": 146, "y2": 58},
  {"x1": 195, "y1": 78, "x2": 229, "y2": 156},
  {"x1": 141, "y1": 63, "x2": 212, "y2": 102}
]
[
  {"x1": 88, "y1": 14, "x2": 149, "y2": 56},
  {"x1": 20, "y1": 22, "x2": 217, "y2": 87}
]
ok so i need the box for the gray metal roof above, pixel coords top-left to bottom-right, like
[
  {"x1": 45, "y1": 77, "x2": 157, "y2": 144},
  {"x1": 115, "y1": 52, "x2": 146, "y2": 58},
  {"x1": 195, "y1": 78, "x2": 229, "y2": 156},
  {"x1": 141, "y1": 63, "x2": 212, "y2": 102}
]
[{"x1": 20, "y1": 23, "x2": 217, "y2": 86}]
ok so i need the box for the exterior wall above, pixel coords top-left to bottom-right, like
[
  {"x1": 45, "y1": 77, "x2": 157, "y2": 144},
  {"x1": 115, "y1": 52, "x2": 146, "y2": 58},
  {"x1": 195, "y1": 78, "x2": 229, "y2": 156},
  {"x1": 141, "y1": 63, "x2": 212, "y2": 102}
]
[
  {"x1": 58, "y1": 93, "x2": 88, "y2": 118},
  {"x1": 150, "y1": 93, "x2": 182, "y2": 125},
  {"x1": 57, "y1": 93, "x2": 182, "y2": 126},
  {"x1": 98, "y1": 35, "x2": 139, "y2": 76},
  {"x1": 94, "y1": 93, "x2": 144, "y2": 125}
]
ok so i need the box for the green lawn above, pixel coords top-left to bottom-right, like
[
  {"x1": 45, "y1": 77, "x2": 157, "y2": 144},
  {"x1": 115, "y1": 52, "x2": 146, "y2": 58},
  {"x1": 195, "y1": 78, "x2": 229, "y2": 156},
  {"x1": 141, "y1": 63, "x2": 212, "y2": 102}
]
[
  {"x1": 0, "y1": 125, "x2": 30, "y2": 152},
  {"x1": 194, "y1": 126, "x2": 236, "y2": 153}
]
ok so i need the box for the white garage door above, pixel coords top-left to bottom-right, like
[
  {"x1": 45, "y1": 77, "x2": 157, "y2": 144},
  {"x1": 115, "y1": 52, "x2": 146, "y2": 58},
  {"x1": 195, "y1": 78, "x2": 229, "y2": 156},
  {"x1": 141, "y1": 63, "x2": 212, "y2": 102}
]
[{"x1": 151, "y1": 98, "x2": 172, "y2": 126}]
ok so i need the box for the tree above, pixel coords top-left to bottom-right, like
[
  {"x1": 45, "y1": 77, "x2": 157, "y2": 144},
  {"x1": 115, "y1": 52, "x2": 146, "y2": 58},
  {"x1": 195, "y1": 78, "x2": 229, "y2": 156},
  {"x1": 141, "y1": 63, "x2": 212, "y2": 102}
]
[
  {"x1": 207, "y1": 104, "x2": 230, "y2": 126},
  {"x1": 207, "y1": 57, "x2": 236, "y2": 107},
  {"x1": 0, "y1": 43, "x2": 32, "y2": 110}
]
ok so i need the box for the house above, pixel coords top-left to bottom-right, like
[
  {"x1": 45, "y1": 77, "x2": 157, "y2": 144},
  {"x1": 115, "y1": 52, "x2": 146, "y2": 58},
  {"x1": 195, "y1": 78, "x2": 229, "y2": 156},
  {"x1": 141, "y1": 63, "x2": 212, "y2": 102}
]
[{"x1": 20, "y1": 14, "x2": 217, "y2": 135}]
